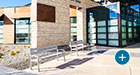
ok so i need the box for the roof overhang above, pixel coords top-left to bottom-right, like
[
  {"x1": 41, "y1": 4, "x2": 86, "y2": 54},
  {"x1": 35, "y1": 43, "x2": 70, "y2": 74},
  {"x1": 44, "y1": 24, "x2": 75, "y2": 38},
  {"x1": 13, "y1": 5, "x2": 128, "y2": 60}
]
[
  {"x1": 0, "y1": 13, "x2": 3, "y2": 17},
  {"x1": 109, "y1": 0, "x2": 140, "y2": 5},
  {"x1": 92, "y1": 0, "x2": 140, "y2": 5},
  {"x1": 0, "y1": 13, "x2": 4, "y2": 20},
  {"x1": 11, "y1": 13, "x2": 30, "y2": 19}
]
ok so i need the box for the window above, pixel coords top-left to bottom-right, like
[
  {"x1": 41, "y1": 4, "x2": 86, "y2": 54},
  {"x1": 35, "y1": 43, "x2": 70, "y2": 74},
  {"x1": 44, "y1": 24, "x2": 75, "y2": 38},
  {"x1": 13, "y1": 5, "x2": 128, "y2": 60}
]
[
  {"x1": 108, "y1": 33, "x2": 118, "y2": 39},
  {"x1": 98, "y1": 34, "x2": 106, "y2": 39},
  {"x1": 108, "y1": 40, "x2": 119, "y2": 46},
  {"x1": 88, "y1": 22, "x2": 96, "y2": 27},
  {"x1": 108, "y1": 4, "x2": 117, "y2": 11},
  {"x1": 88, "y1": 34, "x2": 96, "y2": 39},
  {"x1": 122, "y1": 33, "x2": 126, "y2": 39},
  {"x1": 122, "y1": 26, "x2": 126, "y2": 32},
  {"x1": 128, "y1": 21, "x2": 132, "y2": 26},
  {"x1": 97, "y1": 21, "x2": 106, "y2": 26},
  {"x1": 88, "y1": 11, "x2": 96, "y2": 44},
  {"x1": 121, "y1": 19, "x2": 126, "y2": 25},
  {"x1": 122, "y1": 40, "x2": 127, "y2": 46},
  {"x1": 98, "y1": 40, "x2": 106, "y2": 45},
  {"x1": 0, "y1": 25, "x2": 3, "y2": 43},
  {"x1": 108, "y1": 4, "x2": 118, "y2": 19},
  {"x1": 70, "y1": 17, "x2": 77, "y2": 41},
  {"x1": 70, "y1": 17, "x2": 77, "y2": 23},
  {"x1": 97, "y1": 27, "x2": 106, "y2": 32},
  {"x1": 108, "y1": 26, "x2": 118, "y2": 32},
  {"x1": 108, "y1": 19, "x2": 118, "y2": 25},
  {"x1": 15, "y1": 19, "x2": 30, "y2": 44},
  {"x1": 89, "y1": 12, "x2": 95, "y2": 22},
  {"x1": 110, "y1": 11, "x2": 118, "y2": 19},
  {"x1": 128, "y1": 33, "x2": 132, "y2": 39},
  {"x1": 0, "y1": 21, "x2": 3, "y2": 25}
]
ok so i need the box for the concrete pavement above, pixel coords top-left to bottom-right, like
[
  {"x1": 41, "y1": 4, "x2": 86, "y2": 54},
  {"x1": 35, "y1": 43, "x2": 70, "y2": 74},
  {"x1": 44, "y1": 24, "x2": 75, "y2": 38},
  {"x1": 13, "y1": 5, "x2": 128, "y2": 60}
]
[
  {"x1": 0, "y1": 66, "x2": 36, "y2": 75},
  {"x1": 24, "y1": 44, "x2": 140, "y2": 75}
]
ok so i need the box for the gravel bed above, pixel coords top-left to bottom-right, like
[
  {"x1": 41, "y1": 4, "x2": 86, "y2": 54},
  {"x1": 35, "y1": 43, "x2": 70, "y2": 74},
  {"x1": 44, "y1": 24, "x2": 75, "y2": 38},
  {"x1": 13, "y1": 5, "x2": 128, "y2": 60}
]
[
  {"x1": 0, "y1": 45, "x2": 71, "y2": 70},
  {"x1": 0, "y1": 45, "x2": 30, "y2": 66}
]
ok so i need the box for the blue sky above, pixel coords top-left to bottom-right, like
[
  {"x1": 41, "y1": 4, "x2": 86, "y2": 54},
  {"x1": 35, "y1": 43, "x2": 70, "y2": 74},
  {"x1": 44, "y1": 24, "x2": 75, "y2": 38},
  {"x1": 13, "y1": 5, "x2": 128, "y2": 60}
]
[
  {"x1": 131, "y1": 5, "x2": 139, "y2": 12},
  {"x1": 0, "y1": 0, "x2": 31, "y2": 8}
]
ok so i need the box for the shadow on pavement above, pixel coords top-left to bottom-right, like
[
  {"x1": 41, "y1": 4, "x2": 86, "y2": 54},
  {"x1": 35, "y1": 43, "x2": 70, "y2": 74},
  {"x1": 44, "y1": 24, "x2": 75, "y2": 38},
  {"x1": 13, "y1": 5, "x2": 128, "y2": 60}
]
[
  {"x1": 56, "y1": 57, "x2": 93, "y2": 69},
  {"x1": 87, "y1": 50, "x2": 107, "y2": 55}
]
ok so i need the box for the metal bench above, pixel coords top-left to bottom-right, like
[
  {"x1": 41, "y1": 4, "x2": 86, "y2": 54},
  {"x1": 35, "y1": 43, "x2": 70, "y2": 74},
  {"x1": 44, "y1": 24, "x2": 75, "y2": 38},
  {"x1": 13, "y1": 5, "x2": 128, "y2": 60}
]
[
  {"x1": 69, "y1": 40, "x2": 89, "y2": 56},
  {"x1": 29, "y1": 45, "x2": 66, "y2": 72},
  {"x1": 69, "y1": 41, "x2": 78, "y2": 55}
]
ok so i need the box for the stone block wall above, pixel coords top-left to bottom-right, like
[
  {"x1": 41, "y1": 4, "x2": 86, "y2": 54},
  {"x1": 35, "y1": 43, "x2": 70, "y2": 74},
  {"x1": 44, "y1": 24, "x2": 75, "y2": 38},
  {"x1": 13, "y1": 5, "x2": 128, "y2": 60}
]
[{"x1": 31, "y1": 0, "x2": 100, "y2": 48}]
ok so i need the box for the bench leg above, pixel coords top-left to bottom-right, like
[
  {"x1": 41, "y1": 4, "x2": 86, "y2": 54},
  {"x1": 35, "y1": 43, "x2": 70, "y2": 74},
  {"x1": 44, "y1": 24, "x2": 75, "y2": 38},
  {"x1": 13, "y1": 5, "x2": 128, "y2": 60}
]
[
  {"x1": 57, "y1": 55, "x2": 59, "y2": 61},
  {"x1": 76, "y1": 50, "x2": 79, "y2": 56},
  {"x1": 70, "y1": 49, "x2": 72, "y2": 56},
  {"x1": 63, "y1": 53, "x2": 66, "y2": 62},
  {"x1": 37, "y1": 59, "x2": 40, "y2": 72},
  {"x1": 30, "y1": 60, "x2": 32, "y2": 70}
]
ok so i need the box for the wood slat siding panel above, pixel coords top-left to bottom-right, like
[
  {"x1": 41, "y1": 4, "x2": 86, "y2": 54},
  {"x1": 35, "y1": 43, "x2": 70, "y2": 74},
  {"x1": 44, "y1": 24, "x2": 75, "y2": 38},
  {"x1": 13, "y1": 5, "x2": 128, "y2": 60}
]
[
  {"x1": 4, "y1": 15, "x2": 13, "y2": 24},
  {"x1": 37, "y1": 3, "x2": 55, "y2": 22}
]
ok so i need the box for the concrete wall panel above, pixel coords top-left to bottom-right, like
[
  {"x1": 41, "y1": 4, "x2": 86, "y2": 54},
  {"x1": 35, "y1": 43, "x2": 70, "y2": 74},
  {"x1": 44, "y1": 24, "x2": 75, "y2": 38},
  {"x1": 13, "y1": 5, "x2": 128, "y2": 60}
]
[{"x1": 3, "y1": 25, "x2": 14, "y2": 43}]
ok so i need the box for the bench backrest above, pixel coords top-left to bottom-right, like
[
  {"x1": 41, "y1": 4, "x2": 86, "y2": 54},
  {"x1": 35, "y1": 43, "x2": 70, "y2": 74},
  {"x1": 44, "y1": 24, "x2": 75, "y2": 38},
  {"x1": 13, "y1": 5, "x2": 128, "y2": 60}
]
[
  {"x1": 69, "y1": 41, "x2": 77, "y2": 47},
  {"x1": 30, "y1": 45, "x2": 58, "y2": 55},
  {"x1": 77, "y1": 40, "x2": 83, "y2": 44}
]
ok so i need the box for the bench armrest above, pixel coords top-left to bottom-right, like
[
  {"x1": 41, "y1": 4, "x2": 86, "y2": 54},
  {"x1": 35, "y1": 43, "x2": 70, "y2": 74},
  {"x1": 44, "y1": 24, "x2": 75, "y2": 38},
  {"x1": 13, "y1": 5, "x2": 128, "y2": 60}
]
[
  {"x1": 84, "y1": 43, "x2": 89, "y2": 46},
  {"x1": 30, "y1": 55, "x2": 39, "y2": 58}
]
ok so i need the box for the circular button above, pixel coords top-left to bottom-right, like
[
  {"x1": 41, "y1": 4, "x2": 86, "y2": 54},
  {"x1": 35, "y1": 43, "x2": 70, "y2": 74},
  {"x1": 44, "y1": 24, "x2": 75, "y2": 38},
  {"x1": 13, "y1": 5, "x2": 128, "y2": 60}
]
[{"x1": 115, "y1": 50, "x2": 130, "y2": 65}]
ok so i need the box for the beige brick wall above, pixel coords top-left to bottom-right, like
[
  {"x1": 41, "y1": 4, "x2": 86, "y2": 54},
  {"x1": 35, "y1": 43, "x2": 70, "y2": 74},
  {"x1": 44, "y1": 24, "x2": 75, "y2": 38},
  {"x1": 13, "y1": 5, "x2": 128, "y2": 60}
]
[{"x1": 31, "y1": 0, "x2": 100, "y2": 48}]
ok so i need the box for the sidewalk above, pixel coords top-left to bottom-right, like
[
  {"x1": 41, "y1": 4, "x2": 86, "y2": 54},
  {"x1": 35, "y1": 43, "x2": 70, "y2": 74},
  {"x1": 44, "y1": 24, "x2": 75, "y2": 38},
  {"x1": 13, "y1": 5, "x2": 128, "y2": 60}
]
[
  {"x1": 0, "y1": 66, "x2": 36, "y2": 75},
  {"x1": 23, "y1": 45, "x2": 140, "y2": 75}
]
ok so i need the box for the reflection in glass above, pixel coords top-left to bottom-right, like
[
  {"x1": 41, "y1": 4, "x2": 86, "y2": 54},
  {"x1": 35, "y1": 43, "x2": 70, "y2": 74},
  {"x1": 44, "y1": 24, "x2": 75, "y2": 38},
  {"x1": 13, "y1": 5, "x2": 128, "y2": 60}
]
[
  {"x1": 70, "y1": 17, "x2": 77, "y2": 23},
  {"x1": 121, "y1": 19, "x2": 126, "y2": 25},
  {"x1": 108, "y1": 19, "x2": 118, "y2": 25},
  {"x1": 134, "y1": 33, "x2": 137, "y2": 38},
  {"x1": 128, "y1": 21, "x2": 132, "y2": 26},
  {"x1": 0, "y1": 21, "x2": 4, "y2": 25},
  {"x1": 108, "y1": 26, "x2": 118, "y2": 32},
  {"x1": 88, "y1": 22, "x2": 96, "y2": 27},
  {"x1": 122, "y1": 26, "x2": 126, "y2": 32},
  {"x1": 128, "y1": 33, "x2": 132, "y2": 38},
  {"x1": 134, "y1": 28, "x2": 136, "y2": 32},
  {"x1": 108, "y1": 4, "x2": 117, "y2": 11},
  {"x1": 98, "y1": 40, "x2": 106, "y2": 45},
  {"x1": 97, "y1": 21, "x2": 106, "y2": 26},
  {"x1": 108, "y1": 33, "x2": 118, "y2": 39},
  {"x1": 122, "y1": 33, "x2": 126, "y2": 39},
  {"x1": 98, "y1": 34, "x2": 106, "y2": 39},
  {"x1": 122, "y1": 40, "x2": 127, "y2": 46},
  {"x1": 128, "y1": 27, "x2": 132, "y2": 32},
  {"x1": 108, "y1": 40, "x2": 119, "y2": 46},
  {"x1": 98, "y1": 27, "x2": 106, "y2": 32},
  {"x1": 110, "y1": 11, "x2": 118, "y2": 19}
]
